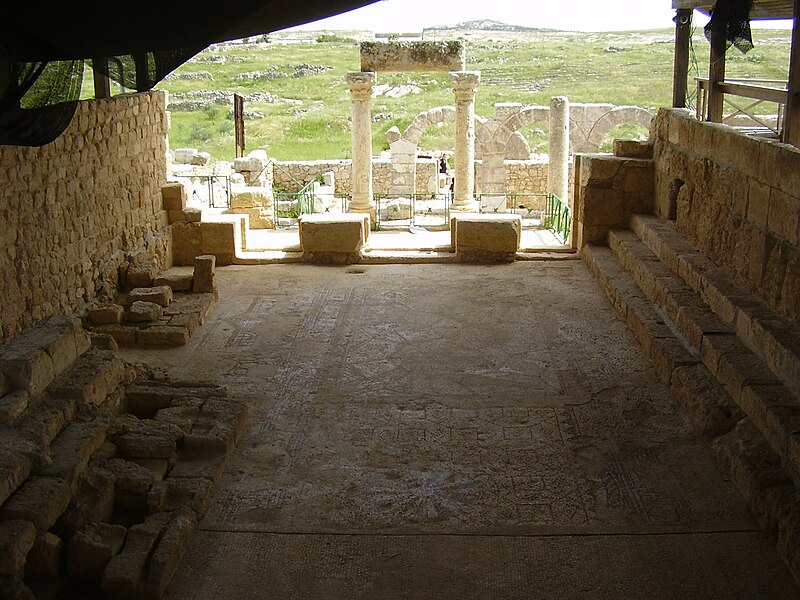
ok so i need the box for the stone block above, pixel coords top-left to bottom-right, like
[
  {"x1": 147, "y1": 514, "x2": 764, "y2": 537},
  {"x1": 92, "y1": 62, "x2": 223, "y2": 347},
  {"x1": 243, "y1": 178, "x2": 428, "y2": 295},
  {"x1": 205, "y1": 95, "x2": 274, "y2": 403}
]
[
  {"x1": 192, "y1": 255, "x2": 216, "y2": 293},
  {"x1": 670, "y1": 364, "x2": 742, "y2": 436},
  {"x1": 126, "y1": 263, "x2": 157, "y2": 288},
  {"x1": 0, "y1": 520, "x2": 36, "y2": 577},
  {"x1": 126, "y1": 301, "x2": 164, "y2": 323},
  {"x1": 136, "y1": 326, "x2": 190, "y2": 347},
  {"x1": 89, "y1": 304, "x2": 125, "y2": 326},
  {"x1": 614, "y1": 139, "x2": 652, "y2": 159},
  {"x1": 129, "y1": 286, "x2": 173, "y2": 307},
  {"x1": 200, "y1": 221, "x2": 237, "y2": 260},
  {"x1": 0, "y1": 390, "x2": 29, "y2": 426},
  {"x1": 125, "y1": 385, "x2": 176, "y2": 417},
  {"x1": 717, "y1": 351, "x2": 780, "y2": 402},
  {"x1": 116, "y1": 433, "x2": 177, "y2": 460},
  {"x1": 25, "y1": 532, "x2": 64, "y2": 579},
  {"x1": 0, "y1": 344, "x2": 55, "y2": 397},
  {"x1": 67, "y1": 522, "x2": 127, "y2": 582},
  {"x1": 154, "y1": 405, "x2": 200, "y2": 434},
  {"x1": 0, "y1": 452, "x2": 32, "y2": 507},
  {"x1": 171, "y1": 222, "x2": 203, "y2": 266},
  {"x1": 153, "y1": 274, "x2": 193, "y2": 293},
  {"x1": 37, "y1": 422, "x2": 108, "y2": 485},
  {"x1": 90, "y1": 332, "x2": 120, "y2": 352},
  {"x1": 54, "y1": 467, "x2": 116, "y2": 539},
  {"x1": 161, "y1": 182, "x2": 187, "y2": 211},
  {"x1": 101, "y1": 513, "x2": 171, "y2": 600},
  {"x1": 48, "y1": 349, "x2": 129, "y2": 407},
  {"x1": 168, "y1": 451, "x2": 228, "y2": 482},
  {"x1": 0, "y1": 477, "x2": 72, "y2": 532},
  {"x1": 147, "y1": 478, "x2": 213, "y2": 515},
  {"x1": 144, "y1": 509, "x2": 197, "y2": 598},
  {"x1": 767, "y1": 188, "x2": 800, "y2": 245},
  {"x1": 747, "y1": 180, "x2": 770, "y2": 228},
  {"x1": 700, "y1": 333, "x2": 748, "y2": 376},
  {"x1": 453, "y1": 214, "x2": 521, "y2": 262},
  {"x1": 360, "y1": 40, "x2": 465, "y2": 72},
  {"x1": 92, "y1": 324, "x2": 138, "y2": 346},
  {"x1": 299, "y1": 214, "x2": 369, "y2": 255},
  {"x1": 107, "y1": 459, "x2": 154, "y2": 496},
  {"x1": 183, "y1": 207, "x2": 202, "y2": 223},
  {"x1": 649, "y1": 337, "x2": 699, "y2": 385}
]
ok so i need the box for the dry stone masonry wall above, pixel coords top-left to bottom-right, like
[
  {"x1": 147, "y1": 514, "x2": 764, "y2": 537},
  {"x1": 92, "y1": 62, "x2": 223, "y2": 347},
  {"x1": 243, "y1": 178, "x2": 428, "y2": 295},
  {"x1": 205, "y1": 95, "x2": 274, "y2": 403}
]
[
  {"x1": 0, "y1": 317, "x2": 243, "y2": 599},
  {"x1": 652, "y1": 109, "x2": 800, "y2": 322},
  {"x1": 0, "y1": 92, "x2": 172, "y2": 344}
]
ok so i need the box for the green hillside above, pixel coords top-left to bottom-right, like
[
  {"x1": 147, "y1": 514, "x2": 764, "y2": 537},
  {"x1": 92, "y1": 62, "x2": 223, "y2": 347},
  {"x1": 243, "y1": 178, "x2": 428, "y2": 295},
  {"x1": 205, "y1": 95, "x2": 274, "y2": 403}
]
[{"x1": 139, "y1": 26, "x2": 791, "y2": 161}]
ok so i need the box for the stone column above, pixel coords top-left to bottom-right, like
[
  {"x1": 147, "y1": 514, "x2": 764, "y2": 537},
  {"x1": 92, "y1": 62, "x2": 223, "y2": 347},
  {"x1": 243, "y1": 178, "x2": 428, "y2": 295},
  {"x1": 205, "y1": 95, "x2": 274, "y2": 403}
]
[
  {"x1": 548, "y1": 96, "x2": 570, "y2": 203},
  {"x1": 450, "y1": 71, "x2": 480, "y2": 212},
  {"x1": 347, "y1": 71, "x2": 376, "y2": 214}
]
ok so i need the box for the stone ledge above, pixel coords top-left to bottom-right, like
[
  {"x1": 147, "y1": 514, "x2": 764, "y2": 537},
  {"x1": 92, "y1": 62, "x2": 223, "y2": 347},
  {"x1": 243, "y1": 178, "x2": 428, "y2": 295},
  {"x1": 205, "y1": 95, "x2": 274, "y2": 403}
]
[
  {"x1": 299, "y1": 214, "x2": 371, "y2": 263},
  {"x1": 451, "y1": 214, "x2": 521, "y2": 263}
]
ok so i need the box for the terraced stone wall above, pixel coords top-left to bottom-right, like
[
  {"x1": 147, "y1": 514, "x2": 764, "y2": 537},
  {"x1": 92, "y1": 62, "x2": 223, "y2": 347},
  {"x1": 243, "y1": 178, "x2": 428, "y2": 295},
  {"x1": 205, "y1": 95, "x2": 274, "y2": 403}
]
[
  {"x1": 0, "y1": 92, "x2": 172, "y2": 343},
  {"x1": 652, "y1": 109, "x2": 800, "y2": 322}
]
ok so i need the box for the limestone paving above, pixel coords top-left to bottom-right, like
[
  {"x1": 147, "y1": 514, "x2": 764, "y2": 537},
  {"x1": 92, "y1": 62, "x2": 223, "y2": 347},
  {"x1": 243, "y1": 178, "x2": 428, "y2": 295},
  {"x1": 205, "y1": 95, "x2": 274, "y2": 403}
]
[{"x1": 110, "y1": 262, "x2": 800, "y2": 599}]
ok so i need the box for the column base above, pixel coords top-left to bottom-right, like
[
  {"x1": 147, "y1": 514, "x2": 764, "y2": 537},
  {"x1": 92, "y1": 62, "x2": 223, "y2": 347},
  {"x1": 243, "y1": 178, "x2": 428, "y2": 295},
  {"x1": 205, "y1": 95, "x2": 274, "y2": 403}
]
[
  {"x1": 449, "y1": 201, "x2": 480, "y2": 213},
  {"x1": 347, "y1": 205, "x2": 376, "y2": 223}
]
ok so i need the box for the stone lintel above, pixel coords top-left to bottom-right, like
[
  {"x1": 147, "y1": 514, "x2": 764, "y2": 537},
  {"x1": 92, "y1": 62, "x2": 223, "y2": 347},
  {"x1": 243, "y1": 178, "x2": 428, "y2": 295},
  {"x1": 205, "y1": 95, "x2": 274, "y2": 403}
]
[{"x1": 360, "y1": 41, "x2": 465, "y2": 72}]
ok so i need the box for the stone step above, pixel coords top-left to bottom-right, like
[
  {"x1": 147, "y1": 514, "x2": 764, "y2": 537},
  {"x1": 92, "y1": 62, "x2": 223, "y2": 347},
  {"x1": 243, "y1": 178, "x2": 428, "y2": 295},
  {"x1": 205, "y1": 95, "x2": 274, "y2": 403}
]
[
  {"x1": 587, "y1": 228, "x2": 800, "y2": 480},
  {"x1": 632, "y1": 214, "x2": 800, "y2": 401}
]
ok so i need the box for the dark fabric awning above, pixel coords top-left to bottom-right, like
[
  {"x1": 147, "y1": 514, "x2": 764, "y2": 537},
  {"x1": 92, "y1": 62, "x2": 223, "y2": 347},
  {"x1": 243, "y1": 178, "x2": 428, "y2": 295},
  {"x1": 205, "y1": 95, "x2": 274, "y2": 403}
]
[
  {"x1": 1, "y1": 1, "x2": 378, "y2": 62},
  {"x1": 0, "y1": 0, "x2": 378, "y2": 146}
]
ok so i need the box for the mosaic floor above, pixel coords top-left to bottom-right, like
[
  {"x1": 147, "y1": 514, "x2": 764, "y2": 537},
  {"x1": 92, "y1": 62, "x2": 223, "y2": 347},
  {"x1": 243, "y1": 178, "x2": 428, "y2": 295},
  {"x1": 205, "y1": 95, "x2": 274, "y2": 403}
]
[{"x1": 121, "y1": 262, "x2": 800, "y2": 599}]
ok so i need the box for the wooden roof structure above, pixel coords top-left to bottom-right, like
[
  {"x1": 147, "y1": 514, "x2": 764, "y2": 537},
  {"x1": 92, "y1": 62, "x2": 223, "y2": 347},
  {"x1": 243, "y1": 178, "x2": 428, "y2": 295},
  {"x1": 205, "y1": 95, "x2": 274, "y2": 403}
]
[
  {"x1": 671, "y1": 0, "x2": 799, "y2": 146},
  {"x1": 673, "y1": 0, "x2": 795, "y2": 19}
]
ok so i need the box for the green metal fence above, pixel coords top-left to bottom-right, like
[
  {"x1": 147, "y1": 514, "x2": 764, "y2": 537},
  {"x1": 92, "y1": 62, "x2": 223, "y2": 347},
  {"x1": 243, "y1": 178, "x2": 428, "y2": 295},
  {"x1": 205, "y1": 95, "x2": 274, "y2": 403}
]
[
  {"x1": 372, "y1": 194, "x2": 451, "y2": 230},
  {"x1": 476, "y1": 193, "x2": 572, "y2": 242},
  {"x1": 273, "y1": 180, "x2": 317, "y2": 228},
  {"x1": 543, "y1": 193, "x2": 571, "y2": 242}
]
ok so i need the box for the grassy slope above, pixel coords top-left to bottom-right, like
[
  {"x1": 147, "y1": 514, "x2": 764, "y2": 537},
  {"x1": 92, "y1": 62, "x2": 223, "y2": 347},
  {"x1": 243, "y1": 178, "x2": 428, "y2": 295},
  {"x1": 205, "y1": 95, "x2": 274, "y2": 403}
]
[{"x1": 137, "y1": 27, "x2": 791, "y2": 161}]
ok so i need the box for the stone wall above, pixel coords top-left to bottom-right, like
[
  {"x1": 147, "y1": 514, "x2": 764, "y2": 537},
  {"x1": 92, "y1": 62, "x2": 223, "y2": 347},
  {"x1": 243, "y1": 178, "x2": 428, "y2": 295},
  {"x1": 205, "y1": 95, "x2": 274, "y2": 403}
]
[
  {"x1": 272, "y1": 159, "x2": 398, "y2": 197},
  {"x1": 573, "y1": 142, "x2": 655, "y2": 249},
  {"x1": 652, "y1": 108, "x2": 800, "y2": 322},
  {"x1": 505, "y1": 160, "x2": 548, "y2": 195},
  {"x1": 360, "y1": 41, "x2": 465, "y2": 72},
  {"x1": 0, "y1": 92, "x2": 171, "y2": 343}
]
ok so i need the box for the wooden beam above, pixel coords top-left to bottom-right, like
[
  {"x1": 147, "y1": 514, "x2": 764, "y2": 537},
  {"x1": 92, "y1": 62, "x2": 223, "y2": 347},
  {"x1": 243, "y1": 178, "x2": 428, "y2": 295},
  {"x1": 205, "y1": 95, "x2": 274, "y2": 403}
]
[
  {"x1": 134, "y1": 52, "x2": 150, "y2": 91},
  {"x1": 707, "y1": 27, "x2": 727, "y2": 122},
  {"x1": 784, "y1": 0, "x2": 800, "y2": 145},
  {"x1": 92, "y1": 57, "x2": 110, "y2": 99},
  {"x1": 673, "y1": 9, "x2": 693, "y2": 108}
]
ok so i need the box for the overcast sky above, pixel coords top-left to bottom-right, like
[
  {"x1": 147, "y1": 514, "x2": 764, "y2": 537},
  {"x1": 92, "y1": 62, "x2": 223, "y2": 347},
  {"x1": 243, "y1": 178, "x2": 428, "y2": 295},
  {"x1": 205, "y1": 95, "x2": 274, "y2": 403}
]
[
  {"x1": 288, "y1": 0, "x2": 694, "y2": 32},
  {"x1": 287, "y1": 0, "x2": 791, "y2": 32}
]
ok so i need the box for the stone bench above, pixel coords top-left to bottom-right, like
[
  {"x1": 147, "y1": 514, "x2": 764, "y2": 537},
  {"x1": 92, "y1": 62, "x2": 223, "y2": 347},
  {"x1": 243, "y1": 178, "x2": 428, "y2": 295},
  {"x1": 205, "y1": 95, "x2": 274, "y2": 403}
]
[
  {"x1": 450, "y1": 214, "x2": 521, "y2": 262},
  {"x1": 298, "y1": 214, "x2": 371, "y2": 264}
]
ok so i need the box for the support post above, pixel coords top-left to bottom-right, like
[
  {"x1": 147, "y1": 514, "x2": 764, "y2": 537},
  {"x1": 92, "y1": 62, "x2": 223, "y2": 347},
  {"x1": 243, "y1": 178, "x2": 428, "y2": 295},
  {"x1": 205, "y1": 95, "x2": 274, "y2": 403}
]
[
  {"x1": 548, "y1": 96, "x2": 570, "y2": 204},
  {"x1": 92, "y1": 57, "x2": 110, "y2": 99},
  {"x1": 673, "y1": 9, "x2": 693, "y2": 108},
  {"x1": 784, "y1": 0, "x2": 800, "y2": 146},
  {"x1": 134, "y1": 52, "x2": 150, "y2": 91},
  {"x1": 346, "y1": 71, "x2": 376, "y2": 215},
  {"x1": 707, "y1": 27, "x2": 727, "y2": 122},
  {"x1": 450, "y1": 71, "x2": 480, "y2": 212}
]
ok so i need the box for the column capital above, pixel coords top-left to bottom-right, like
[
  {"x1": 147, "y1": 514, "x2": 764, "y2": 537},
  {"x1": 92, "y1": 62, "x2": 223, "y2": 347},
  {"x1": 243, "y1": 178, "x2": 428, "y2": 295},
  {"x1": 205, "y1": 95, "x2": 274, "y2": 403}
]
[
  {"x1": 347, "y1": 71, "x2": 377, "y2": 101},
  {"x1": 450, "y1": 71, "x2": 481, "y2": 101}
]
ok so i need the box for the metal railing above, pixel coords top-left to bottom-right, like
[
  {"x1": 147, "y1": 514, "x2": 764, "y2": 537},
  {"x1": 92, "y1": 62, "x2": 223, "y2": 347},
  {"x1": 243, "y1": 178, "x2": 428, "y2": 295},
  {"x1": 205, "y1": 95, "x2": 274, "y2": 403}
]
[
  {"x1": 170, "y1": 172, "x2": 231, "y2": 208},
  {"x1": 273, "y1": 180, "x2": 317, "y2": 228},
  {"x1": 268, "y1": 187, "x2": 572, "y2": 242},
  {"x1": 372, "y1": 193, "x2": 451, "y2": 230},
  {"x1": 543, "y1": 193, "x2": 571, "y2": 243}
]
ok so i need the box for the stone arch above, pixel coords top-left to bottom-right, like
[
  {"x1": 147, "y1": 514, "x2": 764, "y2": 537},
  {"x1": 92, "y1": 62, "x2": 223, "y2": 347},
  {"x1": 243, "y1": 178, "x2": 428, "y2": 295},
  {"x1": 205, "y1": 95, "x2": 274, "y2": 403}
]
[
  {"x1": 491, "y1": 106, "x2": 550, "y2": 152},
  {"x1": 584, "y1": 106, "x2": 654, "y2": 152},
  {"x1": 402, "y1": 106, "x2": 456, "y2": 145}
]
